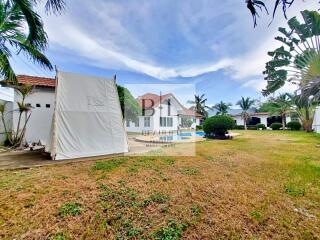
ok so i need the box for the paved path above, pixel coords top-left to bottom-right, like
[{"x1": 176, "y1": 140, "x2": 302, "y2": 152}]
[{"x1": 0, "y1": 137, "x2": 160, "y2": 170}]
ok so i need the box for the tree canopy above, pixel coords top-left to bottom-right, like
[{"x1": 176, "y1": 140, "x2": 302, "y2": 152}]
[
  {"x1": 263, "y1": 10, "x2": 320, "y2": 101},
  {"x1": 117, "y1": 85, "x2": 140, "y2": 122}
]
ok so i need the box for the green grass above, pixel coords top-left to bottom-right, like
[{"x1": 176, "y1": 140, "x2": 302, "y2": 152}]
[
  {"x1": 93, "y1": 158, "x2": 128, "y2": 171},
  {"x1": 0, "y1": 130, "x2": 320, "y2": 239},
  {"x1": 58, "y1": 202, "x2": 83, "y2": 217}
]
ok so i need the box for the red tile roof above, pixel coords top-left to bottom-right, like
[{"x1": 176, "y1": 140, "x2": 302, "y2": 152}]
[
  {"x1": 232, "y1": 112, "x2": 270, "y2": 117},
  {"x1": 182, "y1": 107, "x2": 203, "y2": 117},
  {"x1": 137, "y1": 93, "x2": 171, "y2": 109},
  {"x1": 137, "y1": 93, "x2": 202, "y2": 118},
  {"x1": 17, "y1": 75, "x2": 56, "y2": 88}
]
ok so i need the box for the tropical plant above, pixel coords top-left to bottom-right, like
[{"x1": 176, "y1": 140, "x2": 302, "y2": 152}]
[
  {"x1": 269, "y1": 93, "x2": 293, "y2": 130},
  {"x1": 0, "y1": 102, "x2": 10, "y2": 141},
  {"x1": 236, "y1": 97, "x2": 255, "y2": 130},
  {"x1": 257, "y1": 100, "x2": 277, "y2": 113},
  {"x1": 291, "y1": 94, "x2": 317, "y2": 131},
  {"x1": 256, "y1": 123, "x2": 266, "y2": 130},
  {"x1": 0, "y1": 84, "x2": 33, "y2": 147},
  {"x1": 270, "y1": 122, "x2": 282, "y2": 130},
  {"x1": 263, "y1": 10, "x2": 320, "y2": 100},
  {"x1": 213, "y1": 101, "x2": 231, "y2": 115},
  {"x1": 286, "y1": 121, "x2": 302, "y2": 130},
  {"x1": 0, "y1": 0, "x2": 54, "y2": 84},
  {"x1": 246, "y1": 0, "x2": 298, "y2": 27},
  {"x1": 203, "y1": 115, "x2": 234, "y2": 137},
  {"x1": 117, "y1": 85, "x2": 140, "y2": 122},
  {"x1": 187, "y1": 94, "x2": 208, "y2": 118}
]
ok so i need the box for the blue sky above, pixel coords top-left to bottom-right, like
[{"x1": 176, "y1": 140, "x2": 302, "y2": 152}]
[{"x1": 1, "y1": 0, "x2": 317, "y2": 106}]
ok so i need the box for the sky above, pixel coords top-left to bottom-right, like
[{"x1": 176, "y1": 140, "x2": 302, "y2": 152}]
[{"x1": 1, "y1": 0, "x2": 318, "y2": 106}]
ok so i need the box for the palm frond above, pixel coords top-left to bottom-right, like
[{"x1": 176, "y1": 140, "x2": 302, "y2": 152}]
[
  {"x1": 0, "y1": 50, "x2": 17, "y2": 83},
  {"x1": 12, "y1": 0, "x2": 48, "y2": 50}
]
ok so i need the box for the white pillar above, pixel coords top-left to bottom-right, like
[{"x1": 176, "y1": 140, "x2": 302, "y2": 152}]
[
  {"x1": 260, "y1": 116, "x2": 268, "y2": 126},
  {"x1": 286, "y1": 115, "x2": 291, "y2": 123}
]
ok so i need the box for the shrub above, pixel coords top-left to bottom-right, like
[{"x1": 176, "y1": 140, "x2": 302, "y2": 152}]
[
  {"x1": 286, "y1": 121, "x2": 301, "y2": 131},
  {"x1": 235, "y1": 125, "x2": 244, "y2": 130},
  {"x1": 270, "y1": 122, "x2": 282, "y2": 130},
  {"x1": 203, "y1": 115, "x2": 234, "y2": 136},
  {"x1": 196, "y1": 125, "x2": 203, "y2": 130},
  {"x1": 247, "y1": 125, "x2": 257, "y2": 130},
  {"x1": 256, "y1": 123, "x2": 266, "y2": 130}
]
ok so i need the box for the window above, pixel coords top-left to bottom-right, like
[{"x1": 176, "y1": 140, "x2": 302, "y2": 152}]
[
  {"x1": 36, "y1": 103, "x2": 41, "y2": 108},
  {"x1": 160, "y1": 117, "x2": 166, "y2": 127},
  {"x1": 126, "y1": 120, "x2": 130, "y2": 127},
  {"x1": 160, "y1": 117, "x2": 173, "y2": 127},
  {"x1": 134, "y1": 118, "x2": 139, "y2": 127},
  {"x1": 46, "y1": 104, "x2": 50, "y2": 108},
  {"x1": 144, "y1": 117, "x2": 150, "y2": 127},
  {"x1": 26, "y1": 103, "x2": 31, "y2": 107}
]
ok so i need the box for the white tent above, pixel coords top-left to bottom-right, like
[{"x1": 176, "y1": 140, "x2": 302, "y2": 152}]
[
  {"x1": 313, "y1": 106, "x2": 320, "y2": 133},
  {"x1": 46, "y1": 71, "x2": 129, "y2": 160}
]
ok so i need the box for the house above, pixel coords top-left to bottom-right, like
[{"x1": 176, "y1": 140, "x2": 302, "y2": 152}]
[
  {"x1": 0, "y1": 99, "x2": 13, "y2": 144},
  {"x1": 125, "y1": 93, "x2": 202, "y2": 133},
  {"x1": 313, "y1": 106, "x2": 320, "y2": 133},
  {"x1": 231, "y1": 112, "x2": 292, "y2": 127},
  {"x1": 10, "y1": 75, "x2": 56, "y2": 144}
]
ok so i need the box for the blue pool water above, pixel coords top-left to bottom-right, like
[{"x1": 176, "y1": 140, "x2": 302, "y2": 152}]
[{"x1": 159, "y1": 131, "x2": 205, "y2": 141}]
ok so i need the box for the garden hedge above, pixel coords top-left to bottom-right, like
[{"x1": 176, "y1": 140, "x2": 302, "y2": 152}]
[{"x1": 203, "y1": 115, "x2": 235, "y2": 136}]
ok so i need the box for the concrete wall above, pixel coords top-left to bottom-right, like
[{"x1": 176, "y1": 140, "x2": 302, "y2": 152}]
[
  {"x1": 232, "y1": 114, "x2": 291, "y2": 127},
  {"x1": 313, "y1": 106, "x2": 320, "y2": 133},
  {"x1": 0, "y1": 101, "x2": 13, "y2": 144},
  {"x1": 13, "y1": 87, "x2": 55, "y2": 144}
]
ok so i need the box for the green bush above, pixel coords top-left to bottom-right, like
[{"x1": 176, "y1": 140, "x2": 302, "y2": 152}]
[
  {"x1": 203, "y1": 115, "x2": 235, "y2": 136},
  {"x1": 247, "y1": 125, "x2": 257, "y2": 130},
  {"x1": 196, "y1": 125, "x2": 203, "y2": 130},
  {"x1": 235, "y1": 125, "x2": 244, "y2": 130},
  {"x1": 256, "y1": 123, "x2": 266, "y2": 130},
  {"x1": 286, "y1": 121, "x2": 301, "y2": 131},
  {"x1": 270, "y1": 122, "x2": 282, "y2": 130}
]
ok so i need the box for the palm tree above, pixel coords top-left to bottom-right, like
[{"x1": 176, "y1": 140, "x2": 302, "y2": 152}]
[
  {"x1": 0, "y1": 0, "x2": 53, "y2": 83},
  {"x1": 237, "y1": 97, "x2": 255, "y2": 130},
  {"x1": 214, "y1": 101, "x2": 231, "y2": 115},
  {"x1": 0, "y1": 84, "x2": 34, "y2": 147},
  {"x1": 263, "y1": 10, "x2": 320, "y2": 100},
  {"x1": 292, "y1": 95, "x2": 317, "y2": 132},
  {"x1": 269, "y1": 93, "x2": 293, "y2": 130},
  {"x1": 187, "y1": 94, "x2": 209, "y2": 118}
]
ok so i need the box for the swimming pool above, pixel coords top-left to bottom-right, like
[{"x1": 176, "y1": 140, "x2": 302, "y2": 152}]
[{"x1": 159, "y1": 131, "x2": 205, "y2": 141}]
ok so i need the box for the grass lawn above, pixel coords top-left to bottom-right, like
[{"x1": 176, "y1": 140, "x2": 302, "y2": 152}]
[{"x1": 0, "y1": 131, "x2": 320, "y2": 239}]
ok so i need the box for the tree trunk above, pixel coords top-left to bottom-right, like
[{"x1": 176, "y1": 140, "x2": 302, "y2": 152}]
[
  {"x1": 1, "y1": 112, "x2": 12, "y2": 145},
  {"x1": 282, "y1": 114, "x2": 286, "y2": 130},
  {"x1": 244, "y1": 119, "x2": 247, "y2": 130},
  {"x1": 304, "y1": 107, "x2": 312, "y2": 132}
]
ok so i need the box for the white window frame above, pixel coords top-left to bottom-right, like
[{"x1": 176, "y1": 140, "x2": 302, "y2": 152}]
[{"x1": 144, "y1": 117, "x2": 150, "y2": 127}]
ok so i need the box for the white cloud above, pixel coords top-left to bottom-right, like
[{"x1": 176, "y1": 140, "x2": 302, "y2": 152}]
[
  {"x1": 44, "y1": 11, "x2": 232, "y2": 80},
  {"x1": 37, "y1": 0, "x2": 318, "y2": 90},
  {"x1": 241, "y1": 79, "x2": 266, "y2": 91}
]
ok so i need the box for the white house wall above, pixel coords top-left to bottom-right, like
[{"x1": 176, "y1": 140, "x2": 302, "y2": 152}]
[
  {"x1": 313, "y1": 106, "x2": 320, "y2": 133},
  {"x1": 126, "y1": 98, "x2": 182, "y2": 133},
  {"x1": 13, "y1": 87, "x2": 55, "y2": 144},
  {"x1": 0, "y1": 101, "x2": 13, "y2": 144}
]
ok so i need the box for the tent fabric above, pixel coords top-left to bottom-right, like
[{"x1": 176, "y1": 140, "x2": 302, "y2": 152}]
[
  {"x1": 313, "y1": 106, "x2": 320, "y2": 133},
  {"x1": 46, "y1": 71, "x2": 129, "y2": 160}
]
